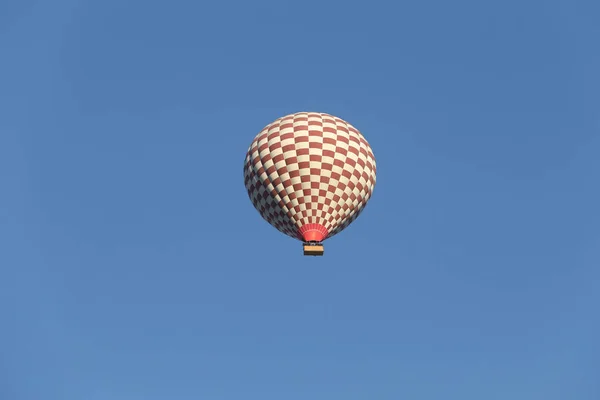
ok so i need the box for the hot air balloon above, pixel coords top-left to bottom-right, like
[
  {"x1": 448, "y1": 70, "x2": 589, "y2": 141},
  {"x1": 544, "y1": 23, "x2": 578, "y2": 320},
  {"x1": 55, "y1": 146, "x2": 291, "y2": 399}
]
[{"x1": 243, "y1": 112, "x2": 376, "y2": 256}]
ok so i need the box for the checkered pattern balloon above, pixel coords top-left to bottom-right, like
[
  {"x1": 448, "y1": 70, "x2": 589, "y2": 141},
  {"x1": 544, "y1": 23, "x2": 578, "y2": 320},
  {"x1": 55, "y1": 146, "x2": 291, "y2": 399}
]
[{"x1": 243, "y1": 112, "x2": 376, "y2": 242}]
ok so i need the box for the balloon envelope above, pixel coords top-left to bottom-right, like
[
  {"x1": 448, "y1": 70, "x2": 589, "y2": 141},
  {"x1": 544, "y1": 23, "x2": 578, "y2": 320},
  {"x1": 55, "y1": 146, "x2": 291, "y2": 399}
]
[{"x1": 243, "y1": 112, "x2": 376, "y2": 243}]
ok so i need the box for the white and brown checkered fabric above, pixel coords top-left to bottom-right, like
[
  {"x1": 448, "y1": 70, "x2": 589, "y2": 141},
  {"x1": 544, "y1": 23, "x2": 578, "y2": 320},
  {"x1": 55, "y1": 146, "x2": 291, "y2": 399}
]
[{"x1": 243, "y1": 112, "x2": 377, "y2": 241}]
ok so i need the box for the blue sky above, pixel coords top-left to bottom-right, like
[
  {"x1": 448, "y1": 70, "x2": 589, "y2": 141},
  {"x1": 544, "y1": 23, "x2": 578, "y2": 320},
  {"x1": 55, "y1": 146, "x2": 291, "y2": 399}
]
[{"x1": 1, "y1": 0, "x2": 599, "y2": 399}]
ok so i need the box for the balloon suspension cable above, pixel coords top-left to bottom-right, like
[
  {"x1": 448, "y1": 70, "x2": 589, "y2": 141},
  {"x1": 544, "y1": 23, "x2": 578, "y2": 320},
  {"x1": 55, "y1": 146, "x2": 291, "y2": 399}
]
[{"x1": 303, "y1": 240, "x2": 323, "y2": 246}]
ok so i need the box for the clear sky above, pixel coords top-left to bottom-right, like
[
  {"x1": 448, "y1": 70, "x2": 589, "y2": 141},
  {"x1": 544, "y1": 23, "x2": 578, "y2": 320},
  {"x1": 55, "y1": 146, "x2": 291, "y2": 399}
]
[{"x1": 1, "y1": 0, "x2": 599, "y2": 399}]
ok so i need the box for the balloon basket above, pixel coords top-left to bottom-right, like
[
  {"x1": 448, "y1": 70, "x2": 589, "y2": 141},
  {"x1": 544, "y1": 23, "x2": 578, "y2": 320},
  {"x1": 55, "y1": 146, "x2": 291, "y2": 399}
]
[{"x1": 303, "y1": 242, "x2": 324, "y2": 256}]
